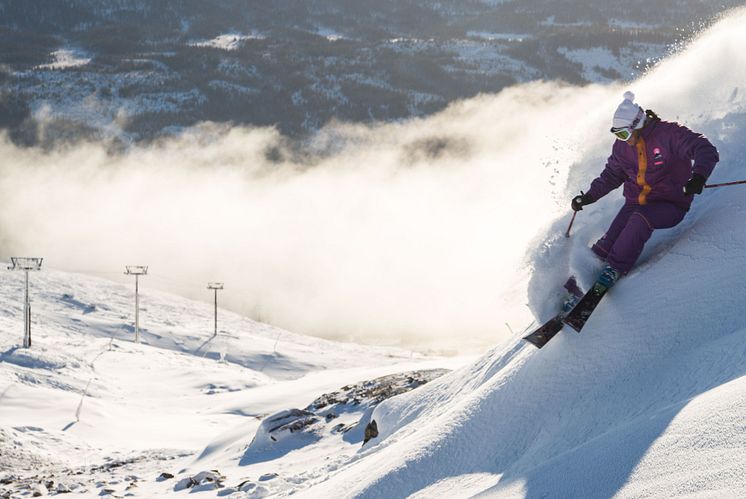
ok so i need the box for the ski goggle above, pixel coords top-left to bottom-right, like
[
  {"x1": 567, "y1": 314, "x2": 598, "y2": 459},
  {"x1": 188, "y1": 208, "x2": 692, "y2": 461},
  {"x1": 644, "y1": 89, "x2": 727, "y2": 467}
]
[
  {"x1": 610, "y1": 127, "x2": 633, "y2": 141},
  {"x1": 611, "y1": 107, "x2": 645, "y2": 141}
]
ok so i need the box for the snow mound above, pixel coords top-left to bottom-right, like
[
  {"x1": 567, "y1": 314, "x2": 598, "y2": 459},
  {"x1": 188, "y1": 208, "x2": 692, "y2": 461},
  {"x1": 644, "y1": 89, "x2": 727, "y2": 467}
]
[
  {"x1": 247, "y1": 409, "x2": 322, "y2": 454},
  {"x1": 241, "y1": 369, "x2": 449, "y2": 468},
  {"x1": 0, "y1": 347, "x2": 74, "y2": 372}
]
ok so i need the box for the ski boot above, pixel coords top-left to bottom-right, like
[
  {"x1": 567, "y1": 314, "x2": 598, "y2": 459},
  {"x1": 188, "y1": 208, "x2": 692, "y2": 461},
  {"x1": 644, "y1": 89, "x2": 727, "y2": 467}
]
[{"x1": 596, "y1": 265, "x2": 621, "y2": 290}]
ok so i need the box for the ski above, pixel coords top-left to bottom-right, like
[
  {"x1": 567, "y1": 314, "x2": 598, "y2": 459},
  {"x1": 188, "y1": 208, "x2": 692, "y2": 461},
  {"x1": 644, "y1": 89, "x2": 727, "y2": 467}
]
[
  {"x1": 562, "y1": 281, "x2": 609, "y2": 333},
  {"x1": 522, "y1": 315, "x2": 564, "y2": 349},
  {"x1": 523, "y1": 277, "x2": 583, "y2": 349}
]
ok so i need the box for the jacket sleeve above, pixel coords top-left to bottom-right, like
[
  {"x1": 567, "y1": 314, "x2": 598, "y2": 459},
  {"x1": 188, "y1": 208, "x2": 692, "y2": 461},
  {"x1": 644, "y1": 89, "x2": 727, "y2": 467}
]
[
  {"x1": 674, "y1": 125, "x2": 719, "y2": 179},
  {"x1": 587, "y1": 145, "x2": 627, "y2": 202}
]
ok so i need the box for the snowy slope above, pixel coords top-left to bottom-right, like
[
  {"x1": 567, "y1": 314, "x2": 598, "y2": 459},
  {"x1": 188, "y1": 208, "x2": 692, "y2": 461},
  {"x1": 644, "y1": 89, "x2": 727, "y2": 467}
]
[
  {"x1": 0, "y1": 268, "x2": 463, "y2": 497},
  {"x1": 0, "y1": 267, "x2": 420, "y2": 380},
  {"x1": 301, "y1": 9, "x2": 746, "y2": 498},
  {"x1": 3, "y1": 7, "x2": 746, "y2": 499}
]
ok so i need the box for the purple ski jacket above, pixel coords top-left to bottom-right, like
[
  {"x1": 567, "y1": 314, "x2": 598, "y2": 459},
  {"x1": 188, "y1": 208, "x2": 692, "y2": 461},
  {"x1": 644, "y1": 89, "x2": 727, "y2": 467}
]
[{"x1": 587, "y1": 116, "x2": 719, "y2": 210}]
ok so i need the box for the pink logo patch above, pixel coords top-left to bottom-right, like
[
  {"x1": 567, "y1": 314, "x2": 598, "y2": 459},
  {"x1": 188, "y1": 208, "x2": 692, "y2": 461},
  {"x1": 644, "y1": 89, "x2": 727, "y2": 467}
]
[{"x1": 653, "y1": 147, "x2": 664, "y2": 166}]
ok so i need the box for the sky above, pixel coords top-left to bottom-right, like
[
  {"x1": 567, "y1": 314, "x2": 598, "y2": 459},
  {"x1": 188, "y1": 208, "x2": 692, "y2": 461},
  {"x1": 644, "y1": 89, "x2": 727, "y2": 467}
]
[{"x1": 1, "y1": 7, "x2": 744, "y2": 354}]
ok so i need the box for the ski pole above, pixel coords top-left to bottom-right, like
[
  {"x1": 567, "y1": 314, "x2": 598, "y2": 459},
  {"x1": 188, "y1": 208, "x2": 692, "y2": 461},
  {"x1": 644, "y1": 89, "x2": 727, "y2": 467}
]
[
  {"x1": 705, "y1": 179, "x2": 746, "y2": 189},
  {"x1": 565, "y1": 211, "x2": 577, "y2": 238}
]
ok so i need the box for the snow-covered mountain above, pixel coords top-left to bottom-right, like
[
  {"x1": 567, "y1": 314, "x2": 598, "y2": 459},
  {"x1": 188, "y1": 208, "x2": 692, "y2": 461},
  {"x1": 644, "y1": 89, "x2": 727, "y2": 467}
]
[{"x1": 2, "y1": 5, "x2": 746, "y2": 499}]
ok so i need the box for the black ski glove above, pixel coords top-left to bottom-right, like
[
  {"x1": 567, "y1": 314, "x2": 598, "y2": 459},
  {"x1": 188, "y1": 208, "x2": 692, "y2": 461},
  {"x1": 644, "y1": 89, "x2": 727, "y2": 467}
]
[
  {"x1": 683, "y1": 173, "x2": 706, "y2": 195},
  {"x1": 571, "y1": 191, "x2": 595, "y2": 212}
]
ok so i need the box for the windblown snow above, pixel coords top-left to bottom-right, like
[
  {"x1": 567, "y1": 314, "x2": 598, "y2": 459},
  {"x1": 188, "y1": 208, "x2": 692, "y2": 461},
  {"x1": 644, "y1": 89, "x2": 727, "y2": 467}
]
[{"x1": 3, "y1": 6, "x2": 746, "y2": 499}]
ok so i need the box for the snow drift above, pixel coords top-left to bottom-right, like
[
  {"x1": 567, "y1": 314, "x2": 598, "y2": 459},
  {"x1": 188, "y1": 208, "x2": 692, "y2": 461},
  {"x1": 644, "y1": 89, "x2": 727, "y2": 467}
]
[{"x1": 303, "y1": 8, "x2": 746, "y2": 498}]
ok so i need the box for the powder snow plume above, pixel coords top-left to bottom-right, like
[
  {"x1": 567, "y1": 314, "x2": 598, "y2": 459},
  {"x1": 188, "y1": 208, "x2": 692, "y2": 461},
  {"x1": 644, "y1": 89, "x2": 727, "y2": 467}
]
[{"x1": 1, "y1": 7, "x2": 745, "y2": 353}]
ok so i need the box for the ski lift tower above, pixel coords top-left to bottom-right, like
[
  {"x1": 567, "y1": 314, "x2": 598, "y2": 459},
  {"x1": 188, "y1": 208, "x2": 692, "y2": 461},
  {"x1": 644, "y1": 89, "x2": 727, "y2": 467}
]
[
  {"x1": 8, "y1": 257, "x2": 43, "y2": 348},
  {"x1": 207, "y1": 282, "x2": 224, "y2": 338},
  {"x1": 124, "y1": 265, "x2": 148, "y2": 343}
]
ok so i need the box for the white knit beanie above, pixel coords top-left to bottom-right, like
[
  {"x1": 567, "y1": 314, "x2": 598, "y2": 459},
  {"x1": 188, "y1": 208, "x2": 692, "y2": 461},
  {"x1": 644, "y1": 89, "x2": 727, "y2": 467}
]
[{"x1": 612, "y1": 91, "x2": 646, "y2": 130}]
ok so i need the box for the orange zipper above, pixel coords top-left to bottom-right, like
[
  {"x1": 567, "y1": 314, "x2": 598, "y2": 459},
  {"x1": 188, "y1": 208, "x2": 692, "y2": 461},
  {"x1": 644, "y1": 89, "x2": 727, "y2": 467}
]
[{"x1": 636, "y1": 137, "x2": 651, "y2": 205}]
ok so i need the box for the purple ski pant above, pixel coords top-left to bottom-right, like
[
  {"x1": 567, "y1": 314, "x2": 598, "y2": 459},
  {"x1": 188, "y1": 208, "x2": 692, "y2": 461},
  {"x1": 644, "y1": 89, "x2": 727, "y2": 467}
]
[{"x1": 591, "y1": 201, "x2": 687, "y2": 274}]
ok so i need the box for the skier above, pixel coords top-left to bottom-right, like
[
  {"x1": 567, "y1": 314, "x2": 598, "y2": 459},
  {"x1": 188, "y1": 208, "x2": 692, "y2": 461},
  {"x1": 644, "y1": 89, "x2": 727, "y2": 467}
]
[{"x1": 571, "y1": 91, "x2": 719, "y2": 289}]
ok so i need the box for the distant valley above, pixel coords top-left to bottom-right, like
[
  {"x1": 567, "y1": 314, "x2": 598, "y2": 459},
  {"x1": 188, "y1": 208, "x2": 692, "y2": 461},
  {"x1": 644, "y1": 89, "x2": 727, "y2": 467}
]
[{"x1": 0, "y1": 0, "x2": 739, "y2": 145}]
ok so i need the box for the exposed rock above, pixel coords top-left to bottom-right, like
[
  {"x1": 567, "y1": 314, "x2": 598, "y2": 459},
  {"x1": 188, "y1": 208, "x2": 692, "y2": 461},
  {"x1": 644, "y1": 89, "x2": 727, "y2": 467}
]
[
  {"x1": 331, "y1": 423, "x2": 348, "y2": 434},
  {"x1": 174, "y1": 477, "x2": 195, "y2": 491},
  {"x1": 363, "y1": 420, "x2": 379, "y2": 445},
  {"x1": 244, "y1": 368, "x2": 449, "y2": 459},
  {"x1": 307, "y1": 369, "x2": 449, "y2": 413},
  {"x1": 267, "y1": 409, "x2": 318, "y2": 435},
  {"x1": 173, "y1": 470, "x2": 225, "y2": 492},
  {"x1": 0, "y1": 451, "x2": 185, "y2": 499}
]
